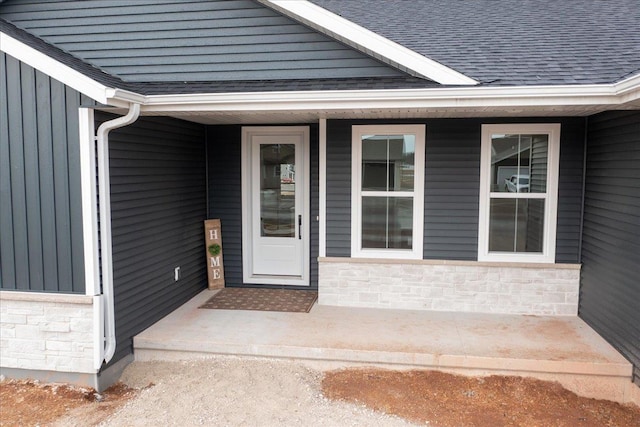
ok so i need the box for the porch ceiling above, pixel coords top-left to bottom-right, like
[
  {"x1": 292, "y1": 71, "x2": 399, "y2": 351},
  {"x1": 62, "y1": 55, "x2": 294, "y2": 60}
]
[{"x1": 142, "y1": 101, "x2": 640, "y2": 125}]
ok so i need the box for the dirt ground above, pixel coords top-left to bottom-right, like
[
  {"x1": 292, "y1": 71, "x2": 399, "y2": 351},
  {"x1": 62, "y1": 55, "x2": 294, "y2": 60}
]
[
  {"x1": 1, "y1": 359, "x2": 639, "y2": 427},
  {"x1": 323, "y1": 369, "x2": 640, "y2": 427},
  {"x1": 0, "y1": 379, "x2": 137, "y2": 426}
]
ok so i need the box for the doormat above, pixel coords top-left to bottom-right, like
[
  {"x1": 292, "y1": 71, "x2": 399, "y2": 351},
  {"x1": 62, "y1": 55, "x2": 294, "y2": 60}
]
[{"x1": 199, "y1": 288, "x2": 318, "y2": 313}]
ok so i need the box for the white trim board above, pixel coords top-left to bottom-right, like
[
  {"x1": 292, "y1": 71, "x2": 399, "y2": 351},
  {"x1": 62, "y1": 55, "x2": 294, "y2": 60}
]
[
  {"x1": 260, "y1": 0, "x2": 478, "y2": 85},
  {"x1": 1, "y1": 31, "x2": 111, "y2": 104},
  {"x1": 350, "y1": 124, "x2": 425, "y2": 260},
  {"x1": 478, "y1": 123, "x2": 560, "y2": 264},
  {"x1": 240, "y1": 126, "x2": 311, "y2": 286},
  {"x1": 4, "y1": 27, "x2": 639, "y2": 113},
  {"x1": 318, "y1": 118, "x2": 327, "y2": 258},
  {"x1": 78, "y1": 108, "x2": 100, "y2": 297},
  {"x1": 126, "y1": 75, "x2": 640, "y2": 114}
]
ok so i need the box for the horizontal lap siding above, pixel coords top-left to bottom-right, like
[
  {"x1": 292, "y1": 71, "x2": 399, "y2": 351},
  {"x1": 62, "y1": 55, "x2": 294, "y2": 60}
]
[
  {"x1": 580, "y1": 110, "x2": 640, "y2": 383},
  {"x1": 326, "y1": 121, "x2": 352, "y2": 257},
  {"x1": 555, "y1": 119, "x2": 585, "y2": 263},
  {"x1": 0, "y1": 0, "x2": 402, "y2": 81},
  {"x1": 424, "y1": 120, "x2": 480, "y2": 260},
  {"x1": 207, "y1": 125, "x2": 319, "y2": 289},
  {"x1": 310, "y1": 125, "x2": 320, "y2": 287},
  {"x1": 207, "y1": 126, "x2": 243, "y2": 285},
  {"x1": 325, "y1": 118, "x2": 583, "y2": 262},
  {"x1": 0, "y1": 53, "x2": 89, "y2": 293},
  {"x1": 104, "y1": 114, "x2": 207, "y2": 365}
]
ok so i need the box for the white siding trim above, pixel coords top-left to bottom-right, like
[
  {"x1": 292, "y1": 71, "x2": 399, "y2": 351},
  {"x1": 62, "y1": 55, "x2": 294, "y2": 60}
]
[
  {"x1": 0, "y1": 31, "x2": 110, "y2": 104},
  {"x1": 478, "y1": 124, "x2": 561, "y2": 263},
  {"x1": 78, "y1": 108, "x2": 100, "y2": 297},
  {"x1": 262, "y1": 0, "x2": 477, "y2": 85},
  {"x1": 93, "y1": 295, "x2": 104, "y2": 370},
  {"x1": 132, "y1": 74, "x2": 640, "y2": 113},
  {"x1": 351, "y1": 124, "x2": 425, "y2": 260},
  {"x1": 241, "y1": 126, "x2": 311, "y2": 286},
  {"x1": 319, "y1": 118, "x2": 327, "y2": 258}
]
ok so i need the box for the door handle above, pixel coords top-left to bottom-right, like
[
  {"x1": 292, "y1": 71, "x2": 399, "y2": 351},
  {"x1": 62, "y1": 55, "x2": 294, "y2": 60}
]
[{"x1": 298, "y1": 215, "x2": 302, "y2": 240}]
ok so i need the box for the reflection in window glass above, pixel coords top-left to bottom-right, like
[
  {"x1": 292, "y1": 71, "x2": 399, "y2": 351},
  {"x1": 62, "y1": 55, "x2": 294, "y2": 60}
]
[
  {"x1": 362, "y1": 197, "x2": 413, "y2": 249},
  {"x1": 362, "y1": 135, "x2": 415, "y2": 191},
  {"x1": 259, "y1": 144, "x2": 295, "y2": 237},
  {"x1": 490, "y1": 134, "x2": 548, "y2": 193},
  {"x1": 488, "y1": 199, "x2": 544, "y2": 252}
]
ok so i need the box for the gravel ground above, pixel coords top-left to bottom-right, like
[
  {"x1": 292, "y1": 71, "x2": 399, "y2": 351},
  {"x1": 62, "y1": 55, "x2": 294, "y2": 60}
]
[{"x1": 54, "y1": 357, "x2": 415, "y2": 427}]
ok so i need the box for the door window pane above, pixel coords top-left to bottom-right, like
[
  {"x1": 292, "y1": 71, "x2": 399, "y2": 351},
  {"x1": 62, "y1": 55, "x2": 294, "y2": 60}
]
[
  {"x1": 260, "y1": 144, "x2": 295, "y2": 237},
  {"x1": 362, "y1": 197, "x2": 413, "y2": 249},
  {"x1": 488, "y1": 198, "x2": 544, "y2": 252}
]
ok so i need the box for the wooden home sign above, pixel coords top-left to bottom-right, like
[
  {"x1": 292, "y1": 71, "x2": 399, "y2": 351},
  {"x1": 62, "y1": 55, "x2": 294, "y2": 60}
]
[{"x1": 204, "y1": 219, "x2": 225, "y2": 289}]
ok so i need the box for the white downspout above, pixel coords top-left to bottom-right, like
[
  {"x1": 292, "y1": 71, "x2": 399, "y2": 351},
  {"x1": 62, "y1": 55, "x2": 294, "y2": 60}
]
[{"x1": 96, "y1": 103, "x2": 141, "y2": 364}]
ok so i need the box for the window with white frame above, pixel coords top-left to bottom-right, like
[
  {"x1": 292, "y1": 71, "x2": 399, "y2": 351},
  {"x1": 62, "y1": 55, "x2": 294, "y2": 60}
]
[
  {"x1": 351, "y1": 125, "x2": 425, "y2": 259},
  {"x1": 478, "y1": 124, "x2": 560, "y2": 263}
]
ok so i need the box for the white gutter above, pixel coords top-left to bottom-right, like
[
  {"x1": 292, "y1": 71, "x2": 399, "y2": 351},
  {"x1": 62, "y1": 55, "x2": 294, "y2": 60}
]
[
  {"x1": 5, "y1": 27, "x2": 637, "y2": 114},
  {"x1": 96, "y1": 103, "x2": 141, "y2": 364},
  {"x1": 106, "y1": 73, "x2": 640, "y2": 113}
]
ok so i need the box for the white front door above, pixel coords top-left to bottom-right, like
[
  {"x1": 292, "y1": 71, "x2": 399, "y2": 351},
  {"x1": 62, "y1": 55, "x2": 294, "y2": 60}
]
[{"x1": 241, "y1": 127, "x2": 310, "y2": 286}]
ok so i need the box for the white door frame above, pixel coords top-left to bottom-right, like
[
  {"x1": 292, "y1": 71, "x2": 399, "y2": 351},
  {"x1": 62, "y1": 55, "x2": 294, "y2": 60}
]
[{"x1": 241, "y1": 126, "x2": 310, "y2": 286}]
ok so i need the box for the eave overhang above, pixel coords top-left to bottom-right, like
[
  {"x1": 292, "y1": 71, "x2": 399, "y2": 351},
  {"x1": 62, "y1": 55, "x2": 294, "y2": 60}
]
[
  {"x1": 3, "y1": 29, "x2": 640, "y2": 119},
  {"x1": 109, "y1": 73, "x2": 640, "y2": 112}
]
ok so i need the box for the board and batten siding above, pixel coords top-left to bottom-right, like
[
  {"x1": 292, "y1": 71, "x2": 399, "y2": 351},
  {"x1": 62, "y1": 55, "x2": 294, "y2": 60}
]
[
  {"x1": 0, "y1": 0, "x2": 403, "y2": 82},
  {"x1": 102, "y1": 113, "x2": 207, "y2": 365},
  {"x1": 1, "y1": 52, "x2": 91, "y2": 293},
  {"x1": 206, "y1": 124, "x2": 319, "y2": 289},
  {"x1": 580, "y1": 110, "x2": 640, "y2": 383},
  {"x1": 325, "y1": 118, "x2": 584, "y2": 263}
]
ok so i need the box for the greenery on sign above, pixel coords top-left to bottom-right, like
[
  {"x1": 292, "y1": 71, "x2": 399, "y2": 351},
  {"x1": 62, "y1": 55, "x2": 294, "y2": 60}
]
[{"x1": 208, "y1": 243, "x2": 221, "y2": 256}]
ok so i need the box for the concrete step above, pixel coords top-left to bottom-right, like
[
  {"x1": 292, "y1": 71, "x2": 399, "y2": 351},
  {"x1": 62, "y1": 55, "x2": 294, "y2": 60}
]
[{"x1": 134, "y1": 290, "x2": 637, "y2": 404}]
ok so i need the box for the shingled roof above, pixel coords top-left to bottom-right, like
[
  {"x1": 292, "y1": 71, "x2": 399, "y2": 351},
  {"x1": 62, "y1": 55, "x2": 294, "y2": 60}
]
[
  {"x1": 310, "y1": 0, "x2": 640, "y2": 86},
  {"x1": 2, "y1": 0, "x2": 639, "y2": 96}
]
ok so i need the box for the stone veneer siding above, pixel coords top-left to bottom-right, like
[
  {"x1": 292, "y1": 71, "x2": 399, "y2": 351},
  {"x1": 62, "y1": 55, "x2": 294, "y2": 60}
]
[
  {"x1": 318, "y1": 258, "x2": 580, "y2": 315},
  {"x1": 0, "y1": 291, "x2": 97, "y2": 374}
]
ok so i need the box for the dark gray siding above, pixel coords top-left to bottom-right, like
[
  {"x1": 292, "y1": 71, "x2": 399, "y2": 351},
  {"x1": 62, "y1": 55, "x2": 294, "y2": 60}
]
[
  {"x1": 325, "y1": 120, "x2": 352, "y2": 257},
  {"x1": 207, "y1": 124, "x2": 319, "y2": 289},
  {"x1": 554, "y1": 118, "x2": 586, "y2": 263},
  {"x1": 0, "y1": 0, "x2": 403, "y2": 82},
  {"x1": 103, "y1": 114, "x2": 207, "y2": 365},
  {"x1": 580, "y1": 110, "x2": 640, "y2": 383},
  {"x1": 325, "y1": 118, "x2": 584, "y2": 262},
  {"x1": 309, "y1": 125, "x2": 319, "y2": 287},
  {"x1": 423, "y1": 120, "x2": 480, "y2": 260},
  {"x1": 0, "y1": 52, "x2": 91, "y2": 293},
  {"x1": 207, "y1": 126, "x2": 243, "y2": 284}
]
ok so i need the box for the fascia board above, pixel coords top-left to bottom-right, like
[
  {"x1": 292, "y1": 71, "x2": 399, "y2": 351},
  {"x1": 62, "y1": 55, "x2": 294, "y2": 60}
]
[
  {"x1": 1, "y1": 31, "x2": 111, "y2": 104},
  {"x1": 135, "y1": 80, "x2": 640, "y2": 113},
  {"x1": 106, "y1": 88, "x2": 147, "y2": 104},
  {"x1": 613, "y1": 73, "x2": 640, "y2": 103},
  {"x1": 260, "y1": 0, "x2": 478, "y2": 86}
]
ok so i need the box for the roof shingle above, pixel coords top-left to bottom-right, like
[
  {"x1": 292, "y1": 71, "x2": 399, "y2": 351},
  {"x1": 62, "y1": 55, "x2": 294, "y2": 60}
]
[{"x1": 310, "y1": 0, "x2": 640, "y2": 86}]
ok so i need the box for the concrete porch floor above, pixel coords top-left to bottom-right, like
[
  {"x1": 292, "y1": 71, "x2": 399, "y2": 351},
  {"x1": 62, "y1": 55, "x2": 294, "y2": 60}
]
[{"x1": 134, "y1": 290, "x2": 637, "y2": 404}]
